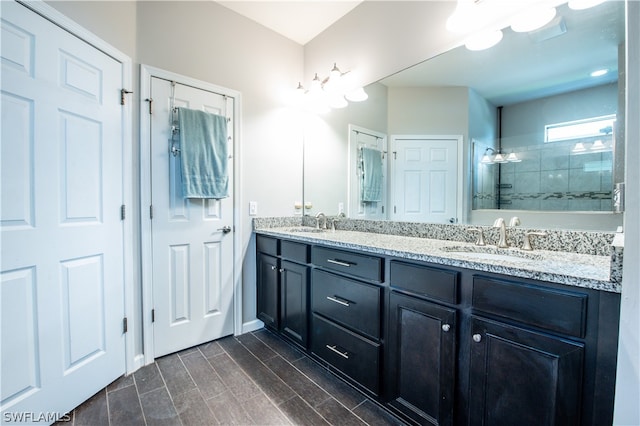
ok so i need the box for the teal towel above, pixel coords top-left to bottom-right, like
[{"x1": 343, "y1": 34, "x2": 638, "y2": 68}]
[
  {"x1": 178, "y1": 107, "x2": 229, "y2": 199},
  {"x1": 361, "y1": 147, "x2": 383, "y2": 202}
]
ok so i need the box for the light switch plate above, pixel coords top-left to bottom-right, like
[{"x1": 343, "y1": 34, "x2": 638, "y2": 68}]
[{"x1": 249, "y1": 201, "x2": 258, "y2": 216}]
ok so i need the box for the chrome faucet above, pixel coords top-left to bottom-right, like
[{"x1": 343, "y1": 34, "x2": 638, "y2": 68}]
[
  {"x1": 493, "y1": 218, "x2": 509, "y2": 248},
  {"x1": 315, "y1": 212, "x2": 327, "y2": 230}
]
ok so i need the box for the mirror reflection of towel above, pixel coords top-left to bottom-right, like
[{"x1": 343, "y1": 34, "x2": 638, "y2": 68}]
[
  {"x1": 178, "y1": 107, "x2": 228, "y2": 199},
  {"x1": 361, "y1": 147, "x2": 383, "y2": 202}
]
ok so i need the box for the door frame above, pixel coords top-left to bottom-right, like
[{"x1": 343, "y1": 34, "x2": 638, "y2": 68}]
[
  {"x1": 139, "y1": 65, "x2": 243, "y2": 364},
  {"x1": 389, "y1": 134, "x2": 464, "y2": 224},
  {"x1": 18, "y1": 0, "x2": 137, "y2": 373}
]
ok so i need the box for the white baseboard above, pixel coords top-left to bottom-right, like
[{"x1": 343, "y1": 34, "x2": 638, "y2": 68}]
[{"x1": 240, "y1": 319, "x2": 264, "y2": 335}]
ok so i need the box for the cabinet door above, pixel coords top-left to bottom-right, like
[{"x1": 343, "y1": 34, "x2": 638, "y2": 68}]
[
  {"x1": 469, "y1": 316, "x2": 584, "y2": 426},
  {"x1": 280, "y1": 260, "x2": 309, "y2": 348},
  {"x1": 257, "y1": 253, "x2": 279, "y2": 330},
  {"x1": 386, "y1": 292, "x2": 457, "y2": 426}
]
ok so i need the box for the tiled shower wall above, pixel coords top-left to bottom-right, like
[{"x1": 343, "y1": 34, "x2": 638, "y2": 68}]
[{"x1": 475, "y1": 138, "x2": 613, "y2": 211}]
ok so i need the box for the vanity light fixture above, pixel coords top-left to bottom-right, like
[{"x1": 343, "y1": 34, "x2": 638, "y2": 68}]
[
  {"x1": 591, "y1": 139, "x2": 606, "y2": 151},
  {"x1": 296, "y1": 63, "x2": 368, "y2": 112}
]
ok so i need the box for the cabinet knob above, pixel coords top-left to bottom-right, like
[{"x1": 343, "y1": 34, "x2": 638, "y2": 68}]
[
  {"x1": 473, "y1": 334, "x2": 482, "y2": 343},
  {"x1": 442, "y1": 324, "x2": 451, "y2": 332},
  {"x1": 279, "y1": 268, "x2": 284, "y2": 273},
  {"x1": 270, "y1": 265, "x2": 277, "y2": 270}
]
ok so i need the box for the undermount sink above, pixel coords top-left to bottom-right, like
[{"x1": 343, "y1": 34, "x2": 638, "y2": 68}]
[{"x1": 440, "y1": 246, "x2": 542, "y2": 263}]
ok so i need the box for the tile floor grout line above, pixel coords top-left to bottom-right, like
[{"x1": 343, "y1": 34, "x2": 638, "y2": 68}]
[
  {"x1": 153, "y1": 356, "x2": 186, "y2": 426},
  {"x1": 131, "y1": 367, "x2": 149, "y2": 426}
]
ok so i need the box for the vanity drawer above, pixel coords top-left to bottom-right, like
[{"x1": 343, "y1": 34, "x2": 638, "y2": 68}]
[
  {"x1": 311, "y1": 314, "x2": 381, "y2": 395},
  {"x1": 390, "y1": 261, "x2": 459, "y2": 304},
  {"x1": 281, "y1": 240, "x2": 310, "y2": 264},
  {"x1": 256, "y1": 235, "x2": 278, "y2": 256},
  {"x1": 312, "y1": 246, "x2": 383, "y2": 282},
  {"x1": 311, "y1": 269, "x2": 382, "y2": 339},
  {"x1": 472, "y1": 275, "x2": 588, "y2": 338}
]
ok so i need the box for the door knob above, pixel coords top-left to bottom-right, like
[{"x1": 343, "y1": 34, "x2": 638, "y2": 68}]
[{"x1": 218, "y1": 226, "x2": 232, "y2": 234}]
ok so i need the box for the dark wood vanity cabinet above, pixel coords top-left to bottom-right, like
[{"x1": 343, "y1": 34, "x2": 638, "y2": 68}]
[
  {"x1": 256, "y1": 236, "x2": 311, "y2": 349},
  {"x1": 256, "y1": 250, "x2": 279, "y2": 330},
  {"x1": 255, "y1": 234, "x2": 620, "y2": 426},
  {"x1": 310, "y1": 246, "x2": 384, "y2": 395},
  {"x1": 387, "y1": 291, "x2": 457, "y2": 426}
]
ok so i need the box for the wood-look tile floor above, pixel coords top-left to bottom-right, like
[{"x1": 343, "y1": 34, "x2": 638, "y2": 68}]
[{"x1": 57, "y1": 328, "x2": 406, "y2": 426}]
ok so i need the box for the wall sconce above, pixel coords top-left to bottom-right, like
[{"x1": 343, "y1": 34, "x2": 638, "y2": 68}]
[
  {"x1": 480, "y1": 147, "x2": 495, "y2": 164},
  {"x1": 296, "y1": 63, "x2": 368, "y2": 112}
]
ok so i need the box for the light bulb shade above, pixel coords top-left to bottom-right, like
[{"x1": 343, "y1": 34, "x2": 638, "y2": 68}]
[
  {"x1": 505, "y1": 152, "x2": 522, "y2": 162},
  {"x1": 465, "y1": 29, "x2": 503, "y2": 51},
  {"x1": 309, "y1": 73, "x2": 322, "y2": 94},
  {"x1": 345, "y1": 87, "x2": 368, "y2": 102},
  {"x1": 568, "y1": 0, "x2": 606, "y2": 10},
  {"x1": 493, "y1": 153, "x2": 508, "y2": 163},
  {"x1": 510, "y1": 6, "x2": 556, "y2": 33},
  {"x1": 572, "y1": 142, "x2": 586, "y2": 152},
  {"x1": 480, "y1": 154, "x2": 493, "y2": 164},
  {"x1": 327, "y1": 94, "x2": 348, "y2": 109}
]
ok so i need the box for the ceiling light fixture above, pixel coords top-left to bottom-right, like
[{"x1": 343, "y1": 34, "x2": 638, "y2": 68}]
[{"x1": 296, "y1": 63, "x2": 368, "y2": 112}]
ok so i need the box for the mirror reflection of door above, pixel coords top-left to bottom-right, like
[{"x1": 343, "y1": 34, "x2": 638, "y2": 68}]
[
  {"x1": 348, "y1": 125, "x2": 387, "y2": 219},
  {"x1": 391, "y1": 135, "x2": 460, "y2": 224}
]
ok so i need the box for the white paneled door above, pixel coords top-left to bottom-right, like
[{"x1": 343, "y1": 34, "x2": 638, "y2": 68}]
[
  {"x1": 391, "y1": 136, "x2": 460, "y2": 224},
  {"x1": 147, "y1": 77, "x2": 234, "y2": 358},
  {"x1": 1, "y1": 1, "x2": 126, "y2": 421}
]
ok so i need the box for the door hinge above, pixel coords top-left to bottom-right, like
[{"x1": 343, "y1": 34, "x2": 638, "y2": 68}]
[
  {"x1": 394, "y1": 206, "x2": 397, "y2": 214},
  {"x1": 151, "y1": 309, "x2": 155, "y2": 323},
  {"x1": 145, "y1": 98, "x2": 153, "y2": 115},
  {"x1": 123, "y1": 317, "x2": 128, "y2": 333},
  {"x1": 393, "y1": 151, "x2": 397, "y2": 160},
  {"x1": 120, "y1": 89, "x2": 133, "y2": 105},
  {"x1": 120, "y1": 204, "x2": 126, "y2": 220},
  {"x1": 382, "y1": 206, "x2": 385, "y2": 214},
  {"x1": 150, "y1": 205, "x2": 154, "y2": 219}
]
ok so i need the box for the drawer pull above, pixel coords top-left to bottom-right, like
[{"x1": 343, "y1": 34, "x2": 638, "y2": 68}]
[
  {"x1": 327, "y1": 259, "x2": 353, "y2": 267},
  {"x1": 326, "y1": 295, "x2": 350, "y2": 307},
  {"x1": 326, "y1": 344, "x2": 349, "y2": 359}
]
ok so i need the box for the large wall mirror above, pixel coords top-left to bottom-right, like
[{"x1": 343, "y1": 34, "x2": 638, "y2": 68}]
[{"x1": 302, "y1": 0, "x2": 625, "y2": 230}]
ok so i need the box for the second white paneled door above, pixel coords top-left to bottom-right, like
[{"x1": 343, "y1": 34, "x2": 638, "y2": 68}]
[
  {"x1": 391, "y1": 135, "x2": 461, "y2": 224},
  {"x1": 146, "y1": 75, "x2": 235, "y2": 358},
  {"x1": 1, "y1": 1, "x2": 126, "y2": 419}
]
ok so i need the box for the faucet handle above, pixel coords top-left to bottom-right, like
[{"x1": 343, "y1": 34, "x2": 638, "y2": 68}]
[
  {"x1": 493, "y1": 217, "x2": 505, "y2": 227},
  {"x1": 509, "y1": 216, "x2": 521, "y2": 227},
  {"x1": 468, "y1": 228, "x2": 486, "y2": 246},
  {"x1": 522, "y1": 231, "x2": 548, "y2": 251}
]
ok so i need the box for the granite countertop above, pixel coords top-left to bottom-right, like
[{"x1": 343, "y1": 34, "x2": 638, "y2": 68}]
[{"x1": 255, "y1": 226, "x2": 620, "y2": 293}]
